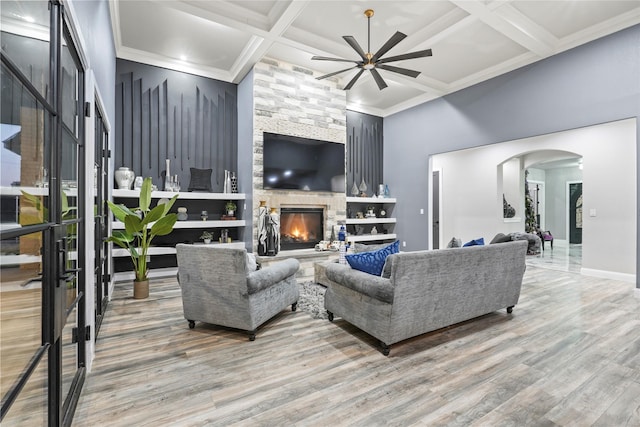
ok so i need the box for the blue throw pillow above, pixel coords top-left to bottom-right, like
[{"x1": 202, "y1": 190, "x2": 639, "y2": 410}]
[
  {"x1": 463, "y1": 237, "x2": 485, "y2": 247},
  {"x1": 346, "y1": 240, "x2": 399, "y2": 276}
]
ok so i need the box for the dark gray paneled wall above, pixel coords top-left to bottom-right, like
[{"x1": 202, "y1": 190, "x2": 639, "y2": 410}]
[
  {"x1": 347, "y1": 110, "x2": 384, "y2": 196},
  {"x1": 384, "y1": 25, "x2": 640, "y2": 286},
  {"x1": 237, "y1": 69, "x2": 254, "y2": 249},
  {"x1": 115, "y1": 59, "x2": 237, "y2": 191}
]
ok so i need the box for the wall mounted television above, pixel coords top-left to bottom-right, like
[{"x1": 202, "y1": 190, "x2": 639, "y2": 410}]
[{"x1": 262, "y1": 132, "x2": 345, "y2": 192}]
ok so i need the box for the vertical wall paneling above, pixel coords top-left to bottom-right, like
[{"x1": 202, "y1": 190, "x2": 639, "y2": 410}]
[
  {"x1": 346, "y1": 110, "x2": 384, "y2": 196},
  {"x1": 115, "y1": 59, "x2": 237, "y2": 192}
]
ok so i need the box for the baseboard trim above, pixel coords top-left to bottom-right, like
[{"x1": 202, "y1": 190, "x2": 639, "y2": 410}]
[
  {"x1": 581, "y1": 268, "x2": 636, "y2": 284},
  {"x1": 635, "y1": 288, "x2": 640, "y2": 299}
]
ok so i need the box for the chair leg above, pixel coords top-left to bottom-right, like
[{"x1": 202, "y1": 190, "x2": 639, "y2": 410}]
[
  {"x1": 381, "y1": 342, "x2": 390, "y2": 356},
  {"x1": 248, "y1": 331, "x2": 256, "y2": 341},
  {"x1": 327, "y1": 311, "x2": 334, "y2": 322},
  {"x1": 292, "y1": 302, "x2": 298, "y2": 312}
]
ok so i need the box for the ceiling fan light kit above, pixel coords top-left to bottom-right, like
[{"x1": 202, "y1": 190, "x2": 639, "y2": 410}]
[{"x1": 312, "y1": 9, "x2": 433, "y2": 90}]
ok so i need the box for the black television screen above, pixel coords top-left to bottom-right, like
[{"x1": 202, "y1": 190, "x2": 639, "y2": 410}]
[{"x1": 262, "y1": 132, "x2": 345, "y2": 192}]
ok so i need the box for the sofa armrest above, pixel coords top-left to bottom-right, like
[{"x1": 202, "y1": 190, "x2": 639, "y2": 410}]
[
  {"x1": 246, "y1": 258, "x2": 300, "y2": 294},
  {"x1": 325, "y1": 263, "x2": 394, "y2": 304}
]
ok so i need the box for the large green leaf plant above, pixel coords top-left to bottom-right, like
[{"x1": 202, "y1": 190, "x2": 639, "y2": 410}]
[{"x1": 107, "y1": 177, "x2": 178, "y2": 282}]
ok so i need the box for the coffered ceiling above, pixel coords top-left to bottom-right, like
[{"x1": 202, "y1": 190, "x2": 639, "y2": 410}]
[{"x1": 109, "y1": 1, "x2": 640, "y2": 117}]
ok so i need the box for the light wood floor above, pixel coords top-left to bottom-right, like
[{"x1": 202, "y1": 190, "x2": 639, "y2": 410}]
[{"x1": 73, "y1": 267, "x2": 640, "y2": 426}]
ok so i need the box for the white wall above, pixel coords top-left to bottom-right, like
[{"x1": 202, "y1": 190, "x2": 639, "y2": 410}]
[{"x1": 432, "y1": 118, "x2": 636, "y2": 278}]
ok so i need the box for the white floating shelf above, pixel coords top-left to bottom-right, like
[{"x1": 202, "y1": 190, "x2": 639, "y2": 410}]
[
  {"x1": 112, "y1": 241, "x2": 245, "y2": 257},
  {"x1": 112, "y1": 220, "x2": 246, "y2": 230},
  {"x1": 113, "y1": 189, "x2": 245, "y2": 200},
  {"x1": 345, "y1": 218, "x2": 396, "y2": 225},
  {"x1": 346, "y1": 197, "x2": 396, "y2": 203},
  {"x1": 1, "y1": 186, "x2": 79, "y2": 197},
  {"x1": 347, "y1": 233, "x2": 397, "y2": 242}
]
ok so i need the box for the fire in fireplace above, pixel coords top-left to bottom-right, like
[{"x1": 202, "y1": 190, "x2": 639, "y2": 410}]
[{"x1": 280, "y1": 207, "x2": 324, "y2": 250}]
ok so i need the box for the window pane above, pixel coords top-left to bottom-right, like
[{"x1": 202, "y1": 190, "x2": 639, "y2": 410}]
[
  {"x1": 0, "y1": 350, "x2": 48, "y2": 426},
  {"x1": 0, "y1": 1, "x2": 50, "y2": 102},
  {"x1": 61, "y1": 39, "x2": 78, "y2": 136},
  {"x1": 0, "y1": 230, "x2": 43, "y2": 399},
  {"x1": 1, "y1": 63, "x2": 51, "y2": 225}
]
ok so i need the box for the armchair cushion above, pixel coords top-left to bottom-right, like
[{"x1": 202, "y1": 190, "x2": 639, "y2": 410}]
[
  {"x1": 325, "y1": 262, "x2": 394, "y2": 304},
  {"x1": 246, "y1": 258, "x2": 300, "y2": 294}
]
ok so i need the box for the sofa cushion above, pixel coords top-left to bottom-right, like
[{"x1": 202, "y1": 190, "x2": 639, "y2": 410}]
[
  {"x1": 245, "y1": 252, "x2": 258, "y2": 272},
  {"x1": 463, "y1": 237, "x2": 485, "y2": 247},
  {"x1": 490, "y1": 233, "x2": 512, "y2": 244},
  {"x1": 446, "y1": 237, "x2": 462, "y2": 248},
  {"x1": 345, "y1": 240, "x2": 399, "y2": 276},
  {"x1": 353, "y1": 242, "x2": 391, "y2": 253}
]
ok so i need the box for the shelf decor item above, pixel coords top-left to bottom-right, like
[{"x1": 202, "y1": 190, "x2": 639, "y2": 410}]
[
  {"x1": 177, "y1": 207, "x2": 188, "y2": 221},
  {"x1": 115, "y1": 167, "x2": 135, "y2": 189},
  {"x1": 223, "y1": 170, "x2": 232, "y2": 193},
  {"x1": 200, "y1": 231, "x2": 213, "y2": 244},
  {"x1": 230, "y1": 172, "x2": 238, "y2": 193},
  {"x1": 225, "y1": 201, "x2": 236, "y2": 217},
  {"x1": 359, "y1": 178, "x2": 368, "y2": 197},
  {"x1": 257, "y1": 201, "x2": 268, "y2": 256},
  {"x1": 267, "y1": 207, "x2": 280, "y2": 256},
  {"x1": 107, "y1": 177, "x2": 178, "y2": 299}
]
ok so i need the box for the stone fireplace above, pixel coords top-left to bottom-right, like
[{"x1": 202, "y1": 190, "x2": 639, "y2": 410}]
[
  {"x1": 280, "y1": 207, "x2": 324, "y2": 250},
  {"x1": 251, "y1": 58, "x2": 347, "y2": 252}
]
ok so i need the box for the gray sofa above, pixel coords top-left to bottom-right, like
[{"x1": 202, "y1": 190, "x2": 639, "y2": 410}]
[
  {"x1": 176, "y1": 244, "x2": 299, "y2": 340},
  {"x1": 324, "y1": 240, "x2": 528, "y2": 355}
]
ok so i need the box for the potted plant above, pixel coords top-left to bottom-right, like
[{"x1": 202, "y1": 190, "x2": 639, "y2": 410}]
[
  {"x1": 225, "y1": 201, "x2": 237, "y2": 216},
  {"x1": 107, "y1": 177, "x2": 178, "y2": 299},
  {"x1": 200, "y1": 231, "x2": 213, "y2": 244}
]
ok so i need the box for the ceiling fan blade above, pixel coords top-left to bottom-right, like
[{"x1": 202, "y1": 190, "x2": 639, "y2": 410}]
[
  {"x1": 344, "y1": 69, "x2": 365, "y2": 90},
  {"x1": 311, "y1": 55, "x2": 359, "y2": 63},
  {"x1": 377, "y1": 64, "x2": 421, "y2": 78},
  {"x1": 377, "y1": 49, "x2": 433, "y2": 64},
  {"x1": 343, "y1": 36, "x2": 367, "y2": 61},
  {"x1": 372, "y1": 31, "x2": 407, "y2": 61},
  {"x1": 316, "y1": 66, "x2": 358, "y2": 80},
  {"x1": 370, "y1": 68, "x2": 388, "y2": 90}
]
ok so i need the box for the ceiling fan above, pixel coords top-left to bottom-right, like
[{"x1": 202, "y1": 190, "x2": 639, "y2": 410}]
[{"x1": 312, "y1": 9, "x2": 433, "y2": 90}]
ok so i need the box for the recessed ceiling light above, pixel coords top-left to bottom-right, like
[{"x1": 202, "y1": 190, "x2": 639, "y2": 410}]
[
  {"x1": 179, "y1": 55, "x2": 187, "y2": 61},
  {"x1": 24, "y1": 16, "x2": 35, "y2": 23}
]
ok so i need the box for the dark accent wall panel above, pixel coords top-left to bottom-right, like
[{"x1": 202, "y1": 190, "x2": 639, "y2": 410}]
[
  {"x1": 346, "y1": 110, "x2": 384, "y2": 196},
  {"x1": 115, "y1": 59, "x2": 237, "y2": 191}
]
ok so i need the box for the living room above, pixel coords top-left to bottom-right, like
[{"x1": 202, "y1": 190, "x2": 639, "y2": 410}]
[{"x1": 1, "y1": 1, "x2": 639, "y2": 425}]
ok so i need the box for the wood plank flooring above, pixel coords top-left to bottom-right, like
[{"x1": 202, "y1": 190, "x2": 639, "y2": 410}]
[{"x1": 73, "y1": 267, "x2": 640, "y2": 426}]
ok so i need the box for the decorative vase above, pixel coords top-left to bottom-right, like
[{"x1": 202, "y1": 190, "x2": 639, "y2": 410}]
[
  {"x1": 164, "y1": 159, "x2": 171, "y2": 191},
  {"x1": 230, "y1": 172, "x2": 238, "y2": 193},
  {"x1": 350, "y1": 182, "x2": 359, "y2": 197},
  {"x1": 359, "y1": 178, "x2": 367, "y2": 197},
  {"x1": 177, "y1": 207, "x2": 188, "y2": 221},
  {"x1": 201, "y1": 210, "x2": 208, "y2": 221},
  {"x1": 115, "y1": 167, "x2": 135, "y2": 189},
  {"x1": 134, "y1": 176, "x2": 144, "y2": 189},
  {"x1": 133, "y1": 279, "x2": 149, "y2": 299},
  {"x1": 223, "y1": 170, "x2": 232, "y2": 193},
  {"x1": 267, "y1": 207, "x2": 280, "y2": 256},
  {"x1": 257, "y1": 201, "x2": 268, "y2": 256}
]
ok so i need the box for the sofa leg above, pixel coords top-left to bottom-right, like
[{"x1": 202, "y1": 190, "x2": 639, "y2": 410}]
[
  {"x1": 381, "y1": 342, "x2": 390, "y2": 356},
  {"x1": 292, "y1": 302, "x2": 298, "y2": 312},
  {"x1": 507, "y1": 306, "x2": 514, "y2": 314},
  {"x1": 188, "y1": 320, "x2": 195, "y2": 329},
  {"x1": 327, "y1": 311, "x2": 334, "y2": 322},
  {"x1": 248, "y1": 331, "x2": 256, "y2": 341}
]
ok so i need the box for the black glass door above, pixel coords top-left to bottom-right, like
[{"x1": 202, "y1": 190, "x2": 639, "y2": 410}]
[{"x1": 0, "y1": 1, "x2": 86, "y2": 425}]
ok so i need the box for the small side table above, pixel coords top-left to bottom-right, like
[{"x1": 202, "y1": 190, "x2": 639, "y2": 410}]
[{"x1": 314, "y1": 260, "x2": 340, "y2": 288}]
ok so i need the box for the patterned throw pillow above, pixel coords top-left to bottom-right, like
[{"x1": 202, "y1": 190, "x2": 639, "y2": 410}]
[
  {"x1": 447, "y1": 237, "x2": 462, "y2": 248},
  {"x1": 463, "y1": 237, "x2": 485, "y2": 247},
  {"x1": 346, "y1": 240, "x2": 400, "y2": 276}
]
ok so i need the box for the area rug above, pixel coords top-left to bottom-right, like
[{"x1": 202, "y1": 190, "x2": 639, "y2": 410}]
[{"x1": 297, "y1": 282, "x2": 328, "y2": 320}]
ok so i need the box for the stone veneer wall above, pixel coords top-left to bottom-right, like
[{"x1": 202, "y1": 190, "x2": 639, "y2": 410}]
[{"x1": 252, "y1": 58, "x2": 347, "y2": 251}]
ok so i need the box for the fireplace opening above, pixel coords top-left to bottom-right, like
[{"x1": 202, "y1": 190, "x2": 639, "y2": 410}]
[{"x1": 280, "y1": 207, "x2": 324, "y2": 250}]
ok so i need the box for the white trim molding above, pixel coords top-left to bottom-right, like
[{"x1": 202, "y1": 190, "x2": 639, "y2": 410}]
[{"x1": 581, "y1": 268, "x2": 636, "y2": 284}]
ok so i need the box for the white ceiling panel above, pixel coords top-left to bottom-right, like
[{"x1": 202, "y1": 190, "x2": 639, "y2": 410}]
[{"x1": 109, "y1": 0, "x2": 640, "y2": 116}]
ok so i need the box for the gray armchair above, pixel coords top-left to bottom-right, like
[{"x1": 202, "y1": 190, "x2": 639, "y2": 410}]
[{"x1": 176, "y1": 244, "x2": 300, "y2": 340}]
